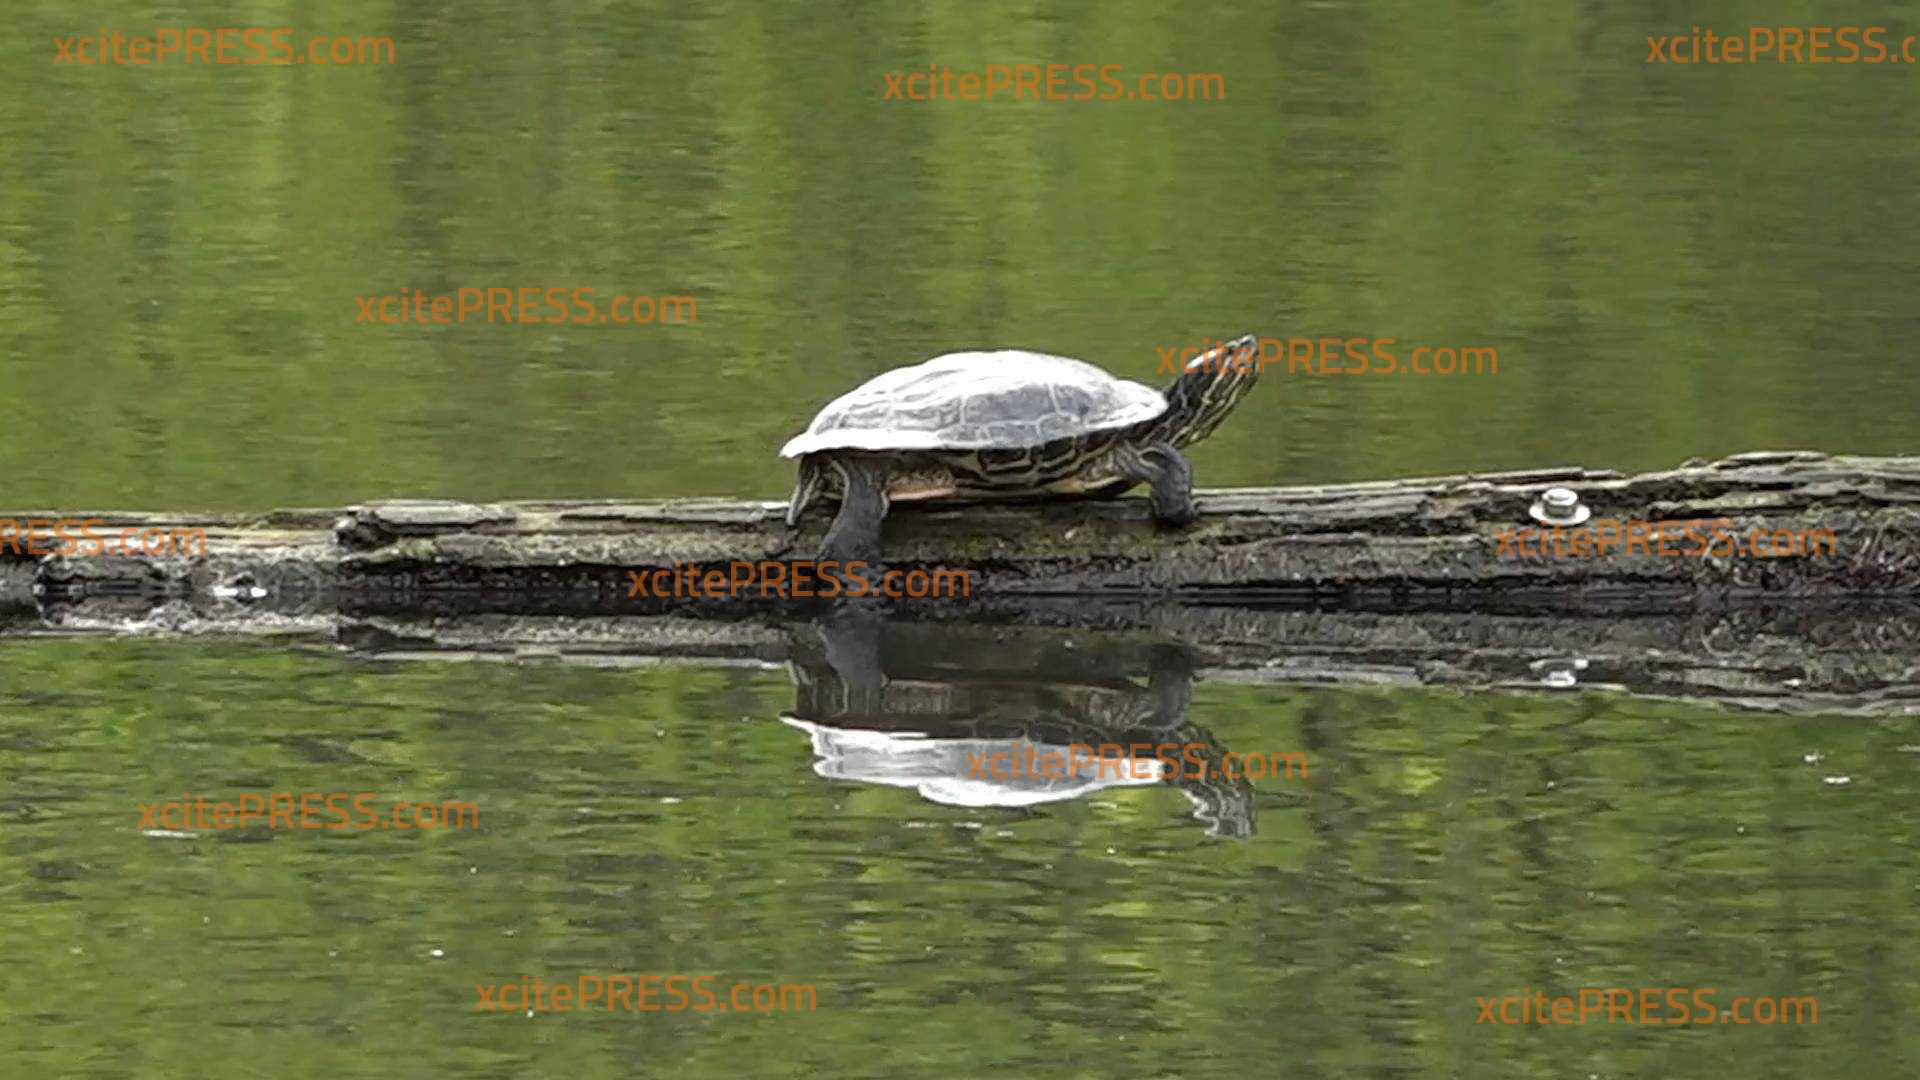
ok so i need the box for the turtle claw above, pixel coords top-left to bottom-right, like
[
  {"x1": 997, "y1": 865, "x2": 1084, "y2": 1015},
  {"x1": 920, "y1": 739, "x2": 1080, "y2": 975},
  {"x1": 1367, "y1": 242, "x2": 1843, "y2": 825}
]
[{"x1": 1157, "y1": 501, "x2": 1199, "y2": 528}]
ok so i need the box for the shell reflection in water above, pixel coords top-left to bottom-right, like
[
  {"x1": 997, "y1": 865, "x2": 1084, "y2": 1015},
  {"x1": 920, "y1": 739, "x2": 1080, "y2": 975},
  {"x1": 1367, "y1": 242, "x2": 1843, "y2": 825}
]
[
  {"x1": 781, "y1": 615, "x2": 1255, "y2": 837},
  {"x1": 780, "y1": 720, "x2": 1166, "y2": 808}
]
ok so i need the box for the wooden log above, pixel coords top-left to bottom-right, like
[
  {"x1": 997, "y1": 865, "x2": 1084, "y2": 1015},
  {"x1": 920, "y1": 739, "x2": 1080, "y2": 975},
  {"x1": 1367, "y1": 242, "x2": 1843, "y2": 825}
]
[
  {"x1": 332, "y1": 450, "x2": 1913, "y2": 602},
  {"x1": 5, "y1": 449, "x2": 1917, "y2": 717},
  {"x1": 12, "y1": 450, "x2": 1916, "y2": 609}
]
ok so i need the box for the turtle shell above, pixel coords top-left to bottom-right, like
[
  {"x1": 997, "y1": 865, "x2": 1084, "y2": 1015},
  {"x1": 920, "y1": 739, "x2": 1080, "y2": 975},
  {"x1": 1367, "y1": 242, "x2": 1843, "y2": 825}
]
[{"x1": 779, "y1": 351, "x2": 1166, "y2": 458}]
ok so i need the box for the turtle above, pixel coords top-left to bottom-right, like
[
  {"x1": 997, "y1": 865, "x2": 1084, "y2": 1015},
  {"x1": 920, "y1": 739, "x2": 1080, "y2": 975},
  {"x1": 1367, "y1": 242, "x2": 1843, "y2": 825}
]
[{"x1": 781, "y1": 333, "x2": 1260, "y2": 563}]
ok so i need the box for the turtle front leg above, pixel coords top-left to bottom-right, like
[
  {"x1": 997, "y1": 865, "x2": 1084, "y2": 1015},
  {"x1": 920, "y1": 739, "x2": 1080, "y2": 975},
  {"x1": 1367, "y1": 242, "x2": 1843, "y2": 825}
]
[
  {"x1": 1116, "y1": 442, "x2": 1198, "y2": 526},
  {"x1": 1146, "y1": 643, "x2": 1196, "y2": 731},
  {"x1": 820, "y1": 456, "x2": 893, "y2": 567}
]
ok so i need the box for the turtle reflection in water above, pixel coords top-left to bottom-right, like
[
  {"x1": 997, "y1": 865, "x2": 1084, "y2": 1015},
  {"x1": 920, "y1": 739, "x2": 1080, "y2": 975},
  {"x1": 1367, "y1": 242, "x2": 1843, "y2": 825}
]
[
  {"x1": 780, "y1": 619, "x2": 1257, "y2": 837},
  {"x1": 782, "y1": 334, "x2": 1261, "y2": 564}
]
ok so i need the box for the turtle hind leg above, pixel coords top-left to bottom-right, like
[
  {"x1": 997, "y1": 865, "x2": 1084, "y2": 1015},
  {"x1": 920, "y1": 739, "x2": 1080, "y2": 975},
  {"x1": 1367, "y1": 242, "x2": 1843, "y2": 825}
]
[
  {"x1": 786, "y1": 455, "x2": 828, "y2": 529},
  {"x1": 820, "y1": 456, "x2": 893, "y2": 566},
  {"x1": 1114, "y1": 442, "x2": 1198, "y2": 526}
]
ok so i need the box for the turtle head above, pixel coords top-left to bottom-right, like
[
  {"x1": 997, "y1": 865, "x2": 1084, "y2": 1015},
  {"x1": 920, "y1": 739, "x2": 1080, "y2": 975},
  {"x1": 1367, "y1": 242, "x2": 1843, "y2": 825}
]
[{"x1": 1157, "y1": 334, "x2": 1260, "y2": 448}]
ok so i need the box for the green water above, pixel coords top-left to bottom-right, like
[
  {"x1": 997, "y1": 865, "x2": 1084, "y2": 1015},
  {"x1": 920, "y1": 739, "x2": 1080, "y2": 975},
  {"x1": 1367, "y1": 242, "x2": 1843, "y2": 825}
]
[
  {"x1": 3, "y1": 1, "x2": 1918, "y2": 1076},
  {"x1": 3, "y1": 3, "x2": 1917, "y2": 509}
]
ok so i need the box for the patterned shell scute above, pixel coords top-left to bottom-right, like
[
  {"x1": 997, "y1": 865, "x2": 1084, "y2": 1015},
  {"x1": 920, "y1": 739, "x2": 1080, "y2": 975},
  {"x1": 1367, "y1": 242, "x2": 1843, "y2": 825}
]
[{"x1": 780, "y1": 351, "x2": 1166, "y2": 457}]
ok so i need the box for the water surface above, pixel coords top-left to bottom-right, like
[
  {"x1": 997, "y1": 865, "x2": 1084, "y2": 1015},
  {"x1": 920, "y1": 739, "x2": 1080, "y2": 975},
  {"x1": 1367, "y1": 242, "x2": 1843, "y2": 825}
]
[{"x1": 2, "y1": 639, "x2": 1909, "y2": 1076}]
